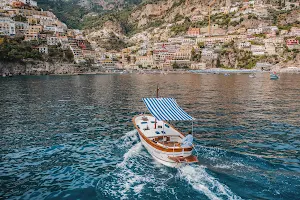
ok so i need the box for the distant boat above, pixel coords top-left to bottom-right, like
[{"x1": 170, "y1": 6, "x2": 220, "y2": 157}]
[
  {"x1": 249, "y1": 74, "x2": 256, "y2": 78},
  {"x1": 132, "y1": 87, "x2": 198, "y2": 168},
  {"x1": 270, "y1": 72, "x2": 279, "y2": 80}
]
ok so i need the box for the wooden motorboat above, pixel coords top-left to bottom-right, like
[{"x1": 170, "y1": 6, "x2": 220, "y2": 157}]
[
  {"x1": 270, "y1": 72, "x2": 279, "y2": 80},
  {"x1": 132, "y1": 87, "x2": 198, "y2": 168},
  {"x1": 249, "y1": 74, "x2": 256, "y2": 78}
]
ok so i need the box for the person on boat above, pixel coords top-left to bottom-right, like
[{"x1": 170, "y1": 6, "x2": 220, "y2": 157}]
[{"x1": 181, "y1": 132, "x2": 193, "y2": 147}]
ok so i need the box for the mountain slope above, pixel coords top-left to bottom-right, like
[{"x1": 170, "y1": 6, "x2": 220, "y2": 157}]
[{"x1": 36, "y1": 0, "x2": 143, "y2": 29}]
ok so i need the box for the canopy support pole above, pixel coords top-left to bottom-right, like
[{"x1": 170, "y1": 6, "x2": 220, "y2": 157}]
[
  {"x1": 192, "y1": 121, "x2": 194, "y2": 136},
  {"x1": 154, "y1": 84, "x2": 159, "y2": 129},
  {"x1": 163, "y1": 121, "x2": 165, "y2": 146}
]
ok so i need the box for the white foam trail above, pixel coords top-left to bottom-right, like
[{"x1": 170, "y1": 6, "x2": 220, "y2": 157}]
[
  {"x1": 121, "y1": 130, "x2": 138, "y2": 139},
  {"x1": 98, "y1": 130, "x2": 174, "y2": 199},
  {"x1": 133, "y1": 183, "x2": 145, "y2": 195},
  {"x1": 117, "y1": 142, "x2": 142, "y2": 168},
  {"x1": 179, "y1": 165, "x2": 242, "y2": 200},
  {"x1": 119, "y1": 130, "x2": 138, "y2": 148},
  {"x1": 214, "y1": 162, "x2": 245, "y2": 170}
]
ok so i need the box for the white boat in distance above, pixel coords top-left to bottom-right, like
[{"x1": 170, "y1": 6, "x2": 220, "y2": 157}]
[{"x1": 132, "y1": 88, "x2": 198, "y2": 168}]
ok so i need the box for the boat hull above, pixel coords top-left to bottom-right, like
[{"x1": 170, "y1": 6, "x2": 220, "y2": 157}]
[
  {"x1": 132, "y1": 115, "x2": 197, "y2": 168},
  {"x1": 138, "y1": 132, "x2": 191, "y2": 168}
]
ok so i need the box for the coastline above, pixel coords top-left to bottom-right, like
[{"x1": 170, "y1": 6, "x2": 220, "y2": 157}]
[{"x1": 1, "y1": 62, "x2": 299, "y2": 77}]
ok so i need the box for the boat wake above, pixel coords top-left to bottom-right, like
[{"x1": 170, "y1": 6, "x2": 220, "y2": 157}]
[
  {"x1": 96, "y1": 130, "x2": 176, "y2": 199},
  {"x1": 179, "y1": 165, "x2": 242, "y2": 200},
  {"x1": 97, "y1": 130, "x2": 144, "y2": 199},
  {"x1": 118, "y1": 129, "x2": 139, "y2": 149},
  {"x1": 97, "y1": 130, "x2": 242, "y2": 200}
]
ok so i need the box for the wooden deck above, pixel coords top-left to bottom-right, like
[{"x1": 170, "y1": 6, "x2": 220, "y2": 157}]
[{"x1": 158, "y1": 141, "x2": 180, "y2": 147}]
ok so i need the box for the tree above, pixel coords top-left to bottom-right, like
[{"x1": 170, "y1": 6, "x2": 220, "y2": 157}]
[
  {"x1": 191, "y1": 47, "x2": 196, "y2": 61},
  {"x1": 126, "y1": 55, "x2": 131, "y2": 63},
  {"x1": 65, "y1": 48, "x2": 74, "y2": 62},
  {"x1": 172, "y1": 62, "x2": 179, "y2": 69},
  {"x1": 197, "y1": 42, "x2": 205, "y2": 48},
  {"x1": 216, "y1": 58, "x2": 221, "y2": 68}
]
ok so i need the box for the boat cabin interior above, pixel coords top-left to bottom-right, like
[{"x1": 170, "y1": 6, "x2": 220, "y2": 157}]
[{"x1": 135, "y1": 115, "x2": 186, "y2": 148}]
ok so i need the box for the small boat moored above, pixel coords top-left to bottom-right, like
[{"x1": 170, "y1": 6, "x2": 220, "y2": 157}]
[
  {"x1": 249, "y1": 74, "x2": 256, "y2": 78},
  {"x1": 132, "y1": 88, "x2": 198, "y2": 168},
  {"x1": 270, "y1": 72, "x2": 279, "y2": 80}
]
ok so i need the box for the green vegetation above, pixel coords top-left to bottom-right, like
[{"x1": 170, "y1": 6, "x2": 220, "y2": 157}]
[
  {"x1": 173, "y1": 13, "x2": 184, "y2": 22},
  {"x1": 172, "y1": 62, "x2": 179, "y2": 69},
  {"x1": 253, "y1": 33, "x2": 266, "y2": 38},
  {"x1": 171, "y1": 24, "x2": 189, "y2": 35},
  {"x1": 95, "y1": 32, "x2": 127, "y2": 51},
  {"x1": 36, "y1": 0, "x2": 89, "y2": 29},
  {"x1": 47, "y1": 46, "x2": 74, "y2": 63},
  {"x1": 0, "y1": 37, "x2": 43, "y2": 61},
  {"x1": 247, "y1": 14, "x2": 258, "y2": 20},
  {"x1": 191, "y1": 48, "x2": 201, "y2": 62},
  {"x1": 0, "y1": 36, "x2": 74, "y2": 63},
  {"x1": 170, "y1": 0, "x2": 185, "y2": 9},
  {"x1": 219, "y1": 41, "x2": 267, "y2": 69},
  {"x1": 147, "y1": 20, "x2": 164, "y2": 28},
  {"x1": 210, "y1": 13, "x2": 235, "y2": 28},
  {"x1": 236, "y1": 51, "x2": 259, "y2": 69},
  {"x1": 230, "y1": 21, "x2": 239, "y2": 27},
  {"x1": 170, "y1": 16, "x2": 209, "y2": 35},
  {"x1": 267, "y1": 8, "x2": 292, "y2": 26},
  {"x1": 250, "y1": 40, "x2": 264, "y2": 45},
  {"x1": 13, "y1": 15, "x2": 27, "y2": 22},
  {"x1": 216, "y1": 58, "x2": 221, "y2": 68},
  {"x1": 278, "y1": 24, "x2": 293, "y2": 31},
  {"x1": 36, "y1": 0, "x2": 143, "y2": 29},
  {"x1": 81, "y1": 8, "x2": 139, "y2": 35}
]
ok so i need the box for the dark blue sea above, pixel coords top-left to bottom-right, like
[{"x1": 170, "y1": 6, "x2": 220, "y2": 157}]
[{"x1": 1, "y1": 73, "x2": 300, "y2": 200}]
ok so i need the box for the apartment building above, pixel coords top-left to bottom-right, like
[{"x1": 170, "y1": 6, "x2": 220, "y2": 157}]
[
  {"x1": 25, "y1": 24, "x2": 42, "y2": 40},
  {"x1": 251, "y1": 45, "x2": 265, "y2": 55},
  {"x1": 47, "y1": 36, "x2": 59, "y2": 46},
  {"x1": 0, "y1": 17, "x2": 15, "y2": 36}
]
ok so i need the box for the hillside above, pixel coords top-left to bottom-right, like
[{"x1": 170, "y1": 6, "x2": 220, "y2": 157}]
[
  {"x1": 82, "y1": 0, "x2": 299, "y2": 49},
  {"x1": 36, "y1": 0, "x2": 143, "y2": 29}
]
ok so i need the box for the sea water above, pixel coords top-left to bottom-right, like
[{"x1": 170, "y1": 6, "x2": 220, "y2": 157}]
[{"x1": 0, "y1": 73, "x2": 299, "y2": 200}]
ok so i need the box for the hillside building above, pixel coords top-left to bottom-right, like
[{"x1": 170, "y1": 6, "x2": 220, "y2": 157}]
[
  {"x1": 187, "y1": 27, "x2": 200, "y2": 37},
  {"x1": 251, "y1": 45, "x2": 265, "y2": 55},
  {"x1": 0, "y1": 17, "x2": 15, "y2": 36}
]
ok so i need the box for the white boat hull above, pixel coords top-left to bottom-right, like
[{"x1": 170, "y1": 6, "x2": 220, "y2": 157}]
[
  {"x1": 133, "y1": 115, "x2": 198, "y2": 168},
  {"x1": 137, "y1": 129, "x2": 193, "y2": 168}
]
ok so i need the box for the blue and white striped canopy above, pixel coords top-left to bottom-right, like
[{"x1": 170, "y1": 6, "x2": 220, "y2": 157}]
[{"x1": 142, "y1": 98, "x2": 194, "y2": 121}]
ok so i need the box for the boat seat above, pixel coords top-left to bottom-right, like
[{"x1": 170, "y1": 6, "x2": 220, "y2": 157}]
[
  {"x1": 155, "y1": 131, "x2": 160, "y2": 134},
  {"x1": 142, "y1": 116, "x2": 148, "y2": 121},
  {"x1": 154, "y1": 136, "x2": 170, "y2": 142}
]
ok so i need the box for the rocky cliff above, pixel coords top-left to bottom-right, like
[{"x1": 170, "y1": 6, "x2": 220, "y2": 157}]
[{"x1": 0, "y1": 61, "x2": 82, "y2": 76}]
